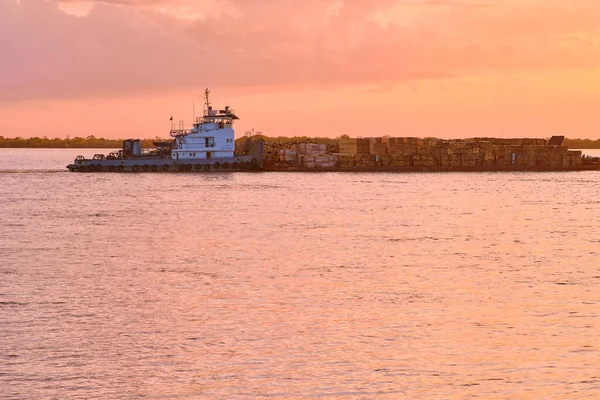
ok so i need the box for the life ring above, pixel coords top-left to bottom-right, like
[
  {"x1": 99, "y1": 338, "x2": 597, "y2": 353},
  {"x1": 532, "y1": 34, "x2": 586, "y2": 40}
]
[
  {"x1": 162, "y1": 164, "x2": 169, "y2": 172},
  {"x1": 150, "y1": 165, "x2": 158, "y2": 172},
  {"x1": 204, "y1": 164, "x2": 210, "y2": 171},
  {"x1": 185, "y1": 164, "x2": 192, "y2": 171},
  {"x1": 142, "y1": 164, "x2": 149, "y2": 172},
  {"x1": 108, "y1": 165, "x2": 116, "y2": 172},
  {"x1": 222, "y1": 162, "x2": 230, "y2": 169},
  {"x1": 195, "y1": 164, "x2": 203, "y2": 171},
  {"x1": 132, "y1": 165, "x2": 140, "y2": 172},
  {"x1": 214, "y1": 162, "x2": 221, "y2": 169}
]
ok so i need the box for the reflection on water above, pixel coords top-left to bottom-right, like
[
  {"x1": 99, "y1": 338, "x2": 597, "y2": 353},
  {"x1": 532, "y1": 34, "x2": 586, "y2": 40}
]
[{"x1": 0, "y1": 149, "x2": 599, "y2": 399}]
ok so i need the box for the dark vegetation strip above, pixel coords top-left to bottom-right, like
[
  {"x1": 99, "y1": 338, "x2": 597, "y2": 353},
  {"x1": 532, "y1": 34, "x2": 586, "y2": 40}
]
[
  {"x1": 0, "y1": 135, "x2": 339, "y2": 148},
  {"x1": 0, "y1": 135, "x2": 598, "y2": 149}
]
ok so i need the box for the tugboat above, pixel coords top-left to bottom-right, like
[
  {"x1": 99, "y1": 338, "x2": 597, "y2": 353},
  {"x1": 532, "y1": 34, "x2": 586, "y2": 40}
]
[{"x1": 67, "y1": 89, "x2": 264, "y2": 173}]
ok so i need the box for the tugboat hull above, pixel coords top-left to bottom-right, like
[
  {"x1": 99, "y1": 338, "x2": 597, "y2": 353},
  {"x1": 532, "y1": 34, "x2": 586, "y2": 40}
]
[{"x1": 67, "y1": 155, "x2": 262, "y2": 173}]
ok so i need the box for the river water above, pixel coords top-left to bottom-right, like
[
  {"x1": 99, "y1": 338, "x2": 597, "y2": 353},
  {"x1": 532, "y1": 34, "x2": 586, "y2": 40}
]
[{"x1": 1, "y1": 149, "x2": 599, "y2": 399}]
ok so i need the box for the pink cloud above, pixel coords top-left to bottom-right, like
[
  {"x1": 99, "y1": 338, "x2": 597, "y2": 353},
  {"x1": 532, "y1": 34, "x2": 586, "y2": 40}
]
[{"x1": 1, "y1": 0, "x2": 600, "y2": 102}]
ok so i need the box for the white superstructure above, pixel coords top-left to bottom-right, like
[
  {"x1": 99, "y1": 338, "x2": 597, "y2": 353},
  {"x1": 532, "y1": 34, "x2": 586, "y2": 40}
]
[{"x1": 170, "y1": 89, "x2": 238, "y2": 161}]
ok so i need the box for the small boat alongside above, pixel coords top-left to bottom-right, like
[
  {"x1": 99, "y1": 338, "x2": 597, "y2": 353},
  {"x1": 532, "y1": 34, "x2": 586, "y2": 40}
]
[{"x1": 67, "y1": 89, "x2": 264, "y2": 173}]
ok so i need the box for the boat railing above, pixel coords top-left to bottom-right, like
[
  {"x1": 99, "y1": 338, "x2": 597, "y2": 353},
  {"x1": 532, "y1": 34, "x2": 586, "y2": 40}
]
[{"x1": 170, "y1": 129, "x2": 188, "y2": 137}]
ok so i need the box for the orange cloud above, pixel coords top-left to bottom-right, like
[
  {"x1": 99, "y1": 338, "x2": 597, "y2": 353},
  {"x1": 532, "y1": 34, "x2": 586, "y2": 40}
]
[{"x1": 3, "y1": 0, "x2": 599, "y2": 102}]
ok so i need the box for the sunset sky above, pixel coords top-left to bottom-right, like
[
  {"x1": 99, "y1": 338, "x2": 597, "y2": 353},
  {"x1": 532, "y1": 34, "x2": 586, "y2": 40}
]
[{"x1": 1, "y1": 0, "x2": 599, "y2": 139}]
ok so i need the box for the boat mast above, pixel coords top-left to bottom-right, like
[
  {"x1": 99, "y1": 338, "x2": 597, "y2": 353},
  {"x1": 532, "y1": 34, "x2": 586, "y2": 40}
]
[{"x1": 204, "y1": 88, "x2": 211, "y2": 116}]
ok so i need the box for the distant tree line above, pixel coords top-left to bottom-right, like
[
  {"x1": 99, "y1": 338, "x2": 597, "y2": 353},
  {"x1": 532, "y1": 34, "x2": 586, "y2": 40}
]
[
  {"x1": 0, "y1": 134, "x2": 340, "y2": 148},
  {"x1": 239, "y1": 134, "x2": 338, "y2": 146},
  {"x1": 0, "y1": 135, "x2": 160, "y2": 148},
  {"x1": 1, "y1": 135, "x2": 599, "y2": 149},
  {"x1": 562, "y1": 138, "x2": 600, "y2": 149}
]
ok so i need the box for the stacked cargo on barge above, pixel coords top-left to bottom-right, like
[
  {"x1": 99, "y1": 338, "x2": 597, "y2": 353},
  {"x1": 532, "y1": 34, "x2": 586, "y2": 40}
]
[
  {"x1": 269, "y1": 135, "x2": 598, "y2": 171},
  {"x1": 67, "y1": 89, "x2": 263, "y2": 173}
]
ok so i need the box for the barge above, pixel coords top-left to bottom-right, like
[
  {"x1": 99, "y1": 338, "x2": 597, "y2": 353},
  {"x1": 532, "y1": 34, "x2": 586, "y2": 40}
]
[
  {"x1": 67, "y1": 89, "x2": 264, "y2": 173},
  {"x1": 266, "y1": 136, "x2": 599, "y2": 172}
]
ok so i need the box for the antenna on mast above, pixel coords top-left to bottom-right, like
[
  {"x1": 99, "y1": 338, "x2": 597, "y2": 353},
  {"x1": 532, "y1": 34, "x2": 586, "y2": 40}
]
[{"x1": 204, "y1": 88, "x2": 211, "y2": 112}]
